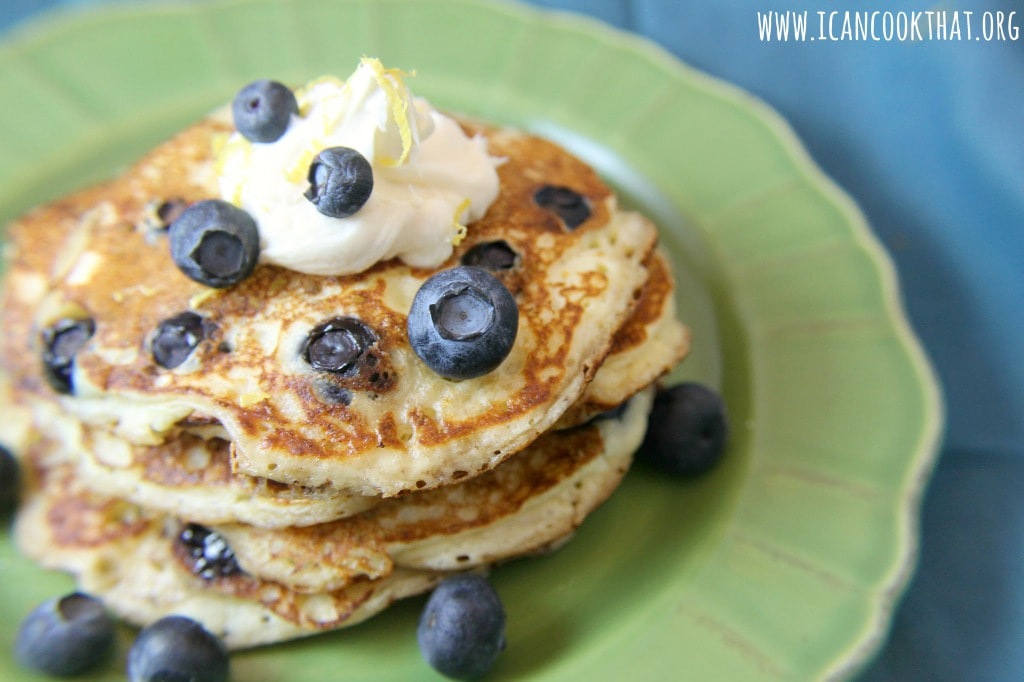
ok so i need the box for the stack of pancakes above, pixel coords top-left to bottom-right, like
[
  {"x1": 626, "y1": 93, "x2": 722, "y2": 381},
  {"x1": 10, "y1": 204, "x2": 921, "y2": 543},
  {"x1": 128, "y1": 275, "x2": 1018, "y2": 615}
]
[{"x1": 0, "y1": 111, "x2": 689, "y2": 648}]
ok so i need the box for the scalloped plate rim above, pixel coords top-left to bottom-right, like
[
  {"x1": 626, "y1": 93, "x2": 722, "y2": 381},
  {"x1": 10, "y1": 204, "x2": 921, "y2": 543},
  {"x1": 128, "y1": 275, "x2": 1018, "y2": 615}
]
[{"x1": 0, "y1": 0, "x2": 944, "y2": 680}]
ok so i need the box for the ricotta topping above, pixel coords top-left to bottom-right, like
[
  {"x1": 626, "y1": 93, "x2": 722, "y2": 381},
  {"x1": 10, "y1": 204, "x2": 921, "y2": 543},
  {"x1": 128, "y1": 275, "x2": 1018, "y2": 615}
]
[{"x1": 217, "y1": 58, "x2": 500, "y2": 276}]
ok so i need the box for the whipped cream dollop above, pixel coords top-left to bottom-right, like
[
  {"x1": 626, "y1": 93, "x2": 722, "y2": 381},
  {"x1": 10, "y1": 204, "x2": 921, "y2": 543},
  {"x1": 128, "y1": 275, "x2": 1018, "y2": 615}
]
[{"x1": 217, "y1": 58, "x2": 500, "y2": 276}]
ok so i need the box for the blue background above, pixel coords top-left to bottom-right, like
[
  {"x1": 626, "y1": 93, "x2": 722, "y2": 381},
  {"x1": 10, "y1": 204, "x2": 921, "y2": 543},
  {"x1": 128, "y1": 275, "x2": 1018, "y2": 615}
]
[{"x1": 2, "y1": 0, "x2": 1022, "y2": 679}]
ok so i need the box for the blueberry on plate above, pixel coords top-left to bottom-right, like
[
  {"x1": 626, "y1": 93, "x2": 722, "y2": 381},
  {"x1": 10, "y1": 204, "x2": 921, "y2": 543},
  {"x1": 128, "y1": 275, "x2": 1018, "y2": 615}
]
[
  {"x1": 533, "y1": 185, "x2": 591, "y2": 229},
  {"x1": 152, "y1": 311, "x2": 209, "y2": 369},
  {"x1": 460, "y1": 240, "x2": 518, "y2": 271},
  {"x1": 169, "y1": 199, "x2": 260, "y2": 288},
  {"x1": 41, "y1": 317, "x2": 96, "y2": 395},
  {"x1": 639, "y1": 382, "x2": 729, "y2": 477},
  {"x1": 15, "y1": 592, "x2": 115, "y2": 677},
  {"x1": 304, "y1": 146, "x2": 374, "y2": 218},
  {"x1": 0, "y1": 444, "x2": 20, "y2": 513},
  {"x1": 127, "y1": 615, "x2": 229, "y2": 682},
  {"x1": 408, "y1": 266, "x2": 518, "y2": 381},
  {"x1": 231, "y1": 79, "x2": 298, "y2": 143},
  {"x1": 418, "y1": 574, "x2": 506, "y2": 680}
]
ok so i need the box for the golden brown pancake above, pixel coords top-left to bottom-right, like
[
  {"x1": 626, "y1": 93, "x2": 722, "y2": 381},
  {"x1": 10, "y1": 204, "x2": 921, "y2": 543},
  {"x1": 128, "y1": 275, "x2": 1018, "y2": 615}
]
[
  {"x1": 212, "y1": 388, "x2": 651, "y2": 593},
  {"x1": 556, "y1": 248, "x2": 688, "y2": 428},
  {"x1": 17, "y1": 395, "x2": 380, "y2": 528},
  {"x1": 23, "y1": 287, "x2": 677, "y2": 530},
  {"x1": 1, "y1": 240, "x2": 682, "y2": 528},
  {"x1": 2, "y1": 117, "x2": 658, "y2": 497},
  {"x1": 14, "y1": 389, "x2": 651, "y2": 649}
]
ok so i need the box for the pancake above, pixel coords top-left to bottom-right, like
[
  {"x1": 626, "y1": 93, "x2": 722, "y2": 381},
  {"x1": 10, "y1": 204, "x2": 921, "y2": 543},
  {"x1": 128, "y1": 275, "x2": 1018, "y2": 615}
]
[
  {"x1": 2, "y1": 254, "x2": 680, "y2": 528},
  {"x1": 14, "y1": 389, "x2": 652, "y2": 649},
  {"x1": 14, "y1": 458, "x2": 442, "y2": 649},
  {"x1": 2, "y1": 116, "x2": 658, "y2": 497},
  {"x1": 212, "y1": 388, "x2": 651, "y2": 593},
  {"x1": 18, "y1": 396, "x2": 379, "y2": 528},
  {"x1": 556, "y1": 249, "x2": 688, "y2": 428}
]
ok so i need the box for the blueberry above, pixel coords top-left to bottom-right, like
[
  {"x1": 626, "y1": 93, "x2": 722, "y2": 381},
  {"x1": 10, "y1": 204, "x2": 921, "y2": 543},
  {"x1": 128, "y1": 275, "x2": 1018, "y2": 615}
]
[
  {"x1": 155, "y1": 198, "x2": 188, "y2": 229},
  {"x1": 178, "y1": 524, "x2": 242, "y2": 580},
  {"x1": 417, "y1": 574, "x2": 506, "y2": 680},
  {"x1": 460, "y1": 240, "x2": 518, "y2": 271},
  {"x1": 302, "y1": 317, "x2": 377, "y2": 375},
  {"x1": 127, "y1": 615, "x2": 229, "y2": 682},
  {"x1": 41, "y1": 317, "x2": 95, "y2": 394},
  {"x1": 304, "y1": 146, "x2": 373, "y2": 218},
  {"x1": 313, "y1": 380, "x2": 353, "y2": 406},
  {"x1": 533, "y1": 185, "x2": 591, "y2": 229},
  {"x1": 231, "y1": 79, "x2": 298, "y2": 143},
  {"x1": 152, "y1": 312, "x2": 210, "y2": 369},
  {"x1": 169, "y1": 199, "x2": 260, "y2": 288},
  {"x1": 0, "y1": 444, "x2": 20, "y2": 512},
  {"x1": 639, "y1": 383, "x2": 729, "y2": 477},
  {"x1": 15, "y1": 592, "x2": 115, "y2": 677},
  {"x1": 141, "y1": 198, "x2": 188, "y2": 234},
  {"x1": 408, "y1": 266, "x2": 518, "y2": 381}
]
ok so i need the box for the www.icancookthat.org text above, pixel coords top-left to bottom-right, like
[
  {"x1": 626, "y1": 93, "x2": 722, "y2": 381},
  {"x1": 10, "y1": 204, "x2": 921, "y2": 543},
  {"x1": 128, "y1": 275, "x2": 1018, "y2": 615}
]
[{"x1": 757, "y1": 10, "x2": 1020, "y2": 42}]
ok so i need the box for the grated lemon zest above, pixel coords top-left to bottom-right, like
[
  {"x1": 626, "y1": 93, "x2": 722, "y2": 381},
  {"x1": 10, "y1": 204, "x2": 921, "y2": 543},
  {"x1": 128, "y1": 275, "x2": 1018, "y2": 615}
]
[
  {"x1": 296, "y1": 76, "x2": 343, "y2": 115},
  {"x1": 362, "y1": 57, "x2": 415, "y2": 167},
  {"x1": 211, "y1": 133, "x2": 230, "y2": 177},
  {"x1": 189, "y1": 288, "x2": 221, "y2": 309},
  {"x1": 286, "y1": 77, "x2": 346, "y2": 183},
  {"x1": 286, "y1": 146, "x2": 318, "y2": 185},
  {"x1": 217, "y1": 135, "x2": 252, "y2": 206},
  {"x1": 211, "y1": 132, "x2": 228, "y2": 160},
  {"x1": 451, "y1": 198, "x2": 471, "y2": 245}
]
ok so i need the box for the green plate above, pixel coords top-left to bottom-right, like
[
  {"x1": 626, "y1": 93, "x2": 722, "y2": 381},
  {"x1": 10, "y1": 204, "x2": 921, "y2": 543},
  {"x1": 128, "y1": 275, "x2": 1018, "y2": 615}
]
[{"x1": 0, "y1": 0, "x2": 943, "y2": 679}]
